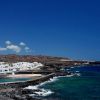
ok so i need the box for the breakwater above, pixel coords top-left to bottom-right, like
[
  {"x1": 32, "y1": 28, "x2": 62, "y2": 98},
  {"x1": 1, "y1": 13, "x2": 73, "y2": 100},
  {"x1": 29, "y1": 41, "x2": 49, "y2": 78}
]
[{"x1": 0, "y1": 73, "x2": 55, "y2": 88}]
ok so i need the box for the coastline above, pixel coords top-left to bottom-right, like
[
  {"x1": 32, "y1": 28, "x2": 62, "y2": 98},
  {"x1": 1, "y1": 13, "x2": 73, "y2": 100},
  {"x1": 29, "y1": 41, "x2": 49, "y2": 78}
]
[
  {"x1": 0, "y1": 64, "x2": 80, "y2": 100},
  {"x1": 0, "y1": 64, "x2": 97, "y2": 100},
  {"x1": 0, "y1": 73, "x2": 55, "y2": 100}
]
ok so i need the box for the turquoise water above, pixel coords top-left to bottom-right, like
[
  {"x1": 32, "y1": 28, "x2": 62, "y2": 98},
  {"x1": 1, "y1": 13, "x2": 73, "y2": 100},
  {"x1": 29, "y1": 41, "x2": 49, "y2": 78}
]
[
  {"x1": 0, "y1": 77, "x2": 31, "y2": 83},
  {"x1": 41, "y1": 66, "x2": 100, "y2": 100}
]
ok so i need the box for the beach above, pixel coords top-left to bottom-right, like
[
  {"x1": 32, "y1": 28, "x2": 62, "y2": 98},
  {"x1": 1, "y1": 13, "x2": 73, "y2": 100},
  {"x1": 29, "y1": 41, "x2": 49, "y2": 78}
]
[{"x1": 7, "y1": 74, "x2": 42, "y2": 78}]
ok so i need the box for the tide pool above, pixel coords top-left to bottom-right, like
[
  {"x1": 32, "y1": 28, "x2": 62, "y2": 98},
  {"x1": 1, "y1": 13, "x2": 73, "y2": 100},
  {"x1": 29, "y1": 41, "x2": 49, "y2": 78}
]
[{"x1": 0, "y1": 77, "x2": 31, "y2": 83}]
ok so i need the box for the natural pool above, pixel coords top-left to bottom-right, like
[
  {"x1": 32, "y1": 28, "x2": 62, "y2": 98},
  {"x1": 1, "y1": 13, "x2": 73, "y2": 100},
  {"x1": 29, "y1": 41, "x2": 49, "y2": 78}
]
[{"x1": 0, "y1": 77, "x2": 31, "y2": 83}]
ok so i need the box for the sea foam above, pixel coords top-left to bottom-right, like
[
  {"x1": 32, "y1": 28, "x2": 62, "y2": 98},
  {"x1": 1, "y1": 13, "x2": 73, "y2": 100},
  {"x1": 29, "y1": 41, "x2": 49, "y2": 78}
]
[
  {"x1": 24, "y1": 74, "x2": 79, "y2": 97},
  {"x1": 24, "y1": 77, "x2": 59, "y2": 97}
]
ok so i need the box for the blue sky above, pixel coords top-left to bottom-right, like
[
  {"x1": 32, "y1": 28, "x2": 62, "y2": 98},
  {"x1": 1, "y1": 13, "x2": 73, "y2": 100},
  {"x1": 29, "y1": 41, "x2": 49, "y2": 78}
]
[{"x1": 0, "y1": 0, "x2": 100, "y2": 60}]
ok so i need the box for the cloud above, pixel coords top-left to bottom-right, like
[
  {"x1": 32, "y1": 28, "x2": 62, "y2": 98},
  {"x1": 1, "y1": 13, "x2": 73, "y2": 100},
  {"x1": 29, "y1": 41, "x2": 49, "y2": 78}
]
[
  {"x1": 19, "y1": 42, "x2": 26, "y2": 46},
  {"x1": 5, "y1": 40, "x2": 11, "y2": 45},
  {"x1": 0, "y1": 41, "x2": 32, "y2": 53},
  {"x1": 0, "y1": 47, "x2": 7, "y2": 51},
  {"x1": 6, "y1": 45, "x2": 21, "y2": 53},
  {"x1": 25, "y1": 47, "x2": 31, "y2": 52}
]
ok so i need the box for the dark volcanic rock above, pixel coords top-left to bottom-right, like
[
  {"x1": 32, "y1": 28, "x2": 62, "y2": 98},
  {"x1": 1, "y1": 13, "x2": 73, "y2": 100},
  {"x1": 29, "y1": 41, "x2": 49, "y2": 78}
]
[
  {"x1": 0, "y1": 95, "x2": 14, "y2": 100},
  {"x1": 21, "y1": 89, "x2": 34, "y2": 94}
]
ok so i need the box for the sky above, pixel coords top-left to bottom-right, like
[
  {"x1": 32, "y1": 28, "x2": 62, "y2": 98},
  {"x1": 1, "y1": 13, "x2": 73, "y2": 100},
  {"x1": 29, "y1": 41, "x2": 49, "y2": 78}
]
[{"x1": 0, "y1": 0, "x2": 100, "y2": 60}]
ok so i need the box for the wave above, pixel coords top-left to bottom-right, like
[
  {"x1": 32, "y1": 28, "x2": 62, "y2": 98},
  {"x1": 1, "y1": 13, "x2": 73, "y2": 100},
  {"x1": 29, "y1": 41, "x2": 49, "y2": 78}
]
[
  {"x1": 40, "y1": 76, "x2": 58, "y2": 85},
  {"x1": 24, "y1": 85, "x2": 38, "y2": 90},
  {"x1": 24, "y1": 74, "x2": 76, "y2": 90},
  {"x1": 24, "y1": 77, "x2": 59, "y2": 97},
  {"x1": 39, "y1": 74, "x2": 78, "y2": 86},
  {"x1": 24, "y1": 73, "x2": 80, "y2": 97},
  {"x1": 24, "y1": 85, "x2": 53, "y2": 97},
  {"x1": 58, "y1": 74, "x2": 74, "y2": 78},
  {"x1": 29, "y1": 88, "x2": 54, "y2": 97}
]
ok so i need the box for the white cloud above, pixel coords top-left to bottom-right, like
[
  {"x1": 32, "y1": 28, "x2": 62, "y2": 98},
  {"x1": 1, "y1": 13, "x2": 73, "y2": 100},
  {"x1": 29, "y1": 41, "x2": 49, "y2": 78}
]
[
  {"x1": 6, "y1": 45, "x2": 21, "y2": 53},
  {"x1": 5, "y1": 41, "x2": 11, "y2": 45},
  {"x1": 0, "y1": 47, "x2": 7, "y2": 51},
  {"x1": 19, "y1": 42, "x2": 26, "y2": 46},
  {"x1": 25, "y1": 47, "x2": 30, "y2": 50},
  {"x1": 0, "y1": 41, "x2": 32, "y2": 53},
  {"x1": 25, "y1": 47, "x2": 31, "y2": 52}
]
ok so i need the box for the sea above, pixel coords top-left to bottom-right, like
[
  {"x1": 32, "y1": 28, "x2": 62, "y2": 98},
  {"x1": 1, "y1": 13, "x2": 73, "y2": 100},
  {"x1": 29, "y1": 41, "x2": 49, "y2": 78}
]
[
  {"x1": 0, "y1": 77, "x2": 31, "y2": 83},
  {"x1": 26, "y1": 65, "x2": 100, "y2": 100}
]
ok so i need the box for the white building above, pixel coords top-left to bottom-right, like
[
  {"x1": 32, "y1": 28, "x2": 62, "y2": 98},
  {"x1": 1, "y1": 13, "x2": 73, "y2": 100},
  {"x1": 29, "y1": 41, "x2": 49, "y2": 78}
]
[{"x1": 0, "y1": 62, "x2": 43, "y2": 74}]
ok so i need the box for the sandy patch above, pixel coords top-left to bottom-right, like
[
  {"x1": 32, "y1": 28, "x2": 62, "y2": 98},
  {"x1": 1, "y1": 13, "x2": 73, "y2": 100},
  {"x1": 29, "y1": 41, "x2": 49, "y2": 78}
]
[{"x1": 7, "y1": 74, "x2": 42, "y2": 78}]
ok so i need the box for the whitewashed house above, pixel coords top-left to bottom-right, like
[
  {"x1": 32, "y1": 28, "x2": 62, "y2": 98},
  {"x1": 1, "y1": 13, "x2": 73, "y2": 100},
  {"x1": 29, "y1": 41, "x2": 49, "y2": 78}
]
[{"x1": 0, "y1": 62, "x2": 43, "y2": 74}]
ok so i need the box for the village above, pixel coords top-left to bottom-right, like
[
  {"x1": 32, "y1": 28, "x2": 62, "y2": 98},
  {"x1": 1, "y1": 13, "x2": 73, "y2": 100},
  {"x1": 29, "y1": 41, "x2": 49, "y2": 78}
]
[
  {"x1": 0, "y1": 62, "x2": 43, "y2": 74},
  {"x1": 0, "y1": 55, "x2": 98, "y2": 100}
]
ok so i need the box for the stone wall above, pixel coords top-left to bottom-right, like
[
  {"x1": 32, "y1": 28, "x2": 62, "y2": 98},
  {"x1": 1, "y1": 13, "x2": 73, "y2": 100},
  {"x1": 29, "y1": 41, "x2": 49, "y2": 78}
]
[{"x1": 0, "y1": 73, "x2": 55, "y2": 88}]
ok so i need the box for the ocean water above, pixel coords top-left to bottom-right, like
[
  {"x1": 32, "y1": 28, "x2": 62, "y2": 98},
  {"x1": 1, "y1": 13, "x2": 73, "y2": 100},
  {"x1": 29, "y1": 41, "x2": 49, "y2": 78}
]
[
  {"x1": 38, "y1": 65, "x2": 100, "y2": 100},
  {"x1": 0, "y1": 77, "x2": 31, "y2": 83}
]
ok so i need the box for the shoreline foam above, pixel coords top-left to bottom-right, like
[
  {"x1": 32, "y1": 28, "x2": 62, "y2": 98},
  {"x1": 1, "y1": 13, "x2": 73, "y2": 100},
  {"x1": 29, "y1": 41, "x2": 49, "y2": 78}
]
[{"x1": 24, "y1": 75, "x2": 75, "y2": 97}]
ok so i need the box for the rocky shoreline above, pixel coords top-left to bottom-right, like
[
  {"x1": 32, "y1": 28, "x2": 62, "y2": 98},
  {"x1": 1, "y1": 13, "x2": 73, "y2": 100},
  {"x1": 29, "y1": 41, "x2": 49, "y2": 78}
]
[
  {"x1": 0, "y1": 55, "x2": 93, "y2": 100},
  {"x1": 0, "y1": 73, "x2": 55, "y2": 100}
]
